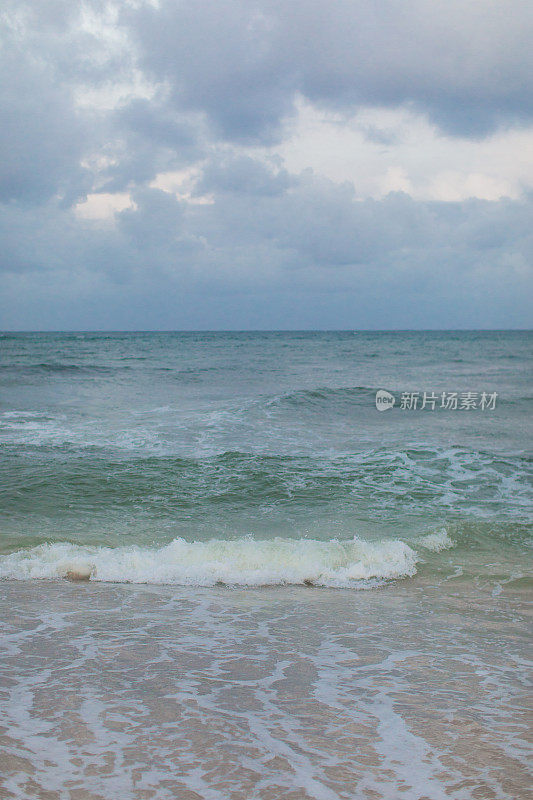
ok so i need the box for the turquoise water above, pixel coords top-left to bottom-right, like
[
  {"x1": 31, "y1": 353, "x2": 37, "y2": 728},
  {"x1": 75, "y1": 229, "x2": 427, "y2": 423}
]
[
  {"x1": 0, "y1": 330, "x2": 531, "y2": 586},
  {"x1": 1, "y1": 331, "x2": 532, "y2": 799}
]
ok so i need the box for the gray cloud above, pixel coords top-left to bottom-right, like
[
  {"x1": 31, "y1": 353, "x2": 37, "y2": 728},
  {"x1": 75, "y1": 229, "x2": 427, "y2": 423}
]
[
  {"x1": 0, "y1": 1, "x2": 114, "y2": 205},
  {"x1": 2, "y1": 0, "x2": 532, "y2": 205},
  {"x1": 1, "y1": 161, "x2": 531, "y2": 328},
  {"x1": 124, "y1": 0, "x2": 533, "y2": 142},
  {"x1": 0, "y1": 0, "x2": 532, "y2": 330},
  {"x1": 197, "y1": 154, "x2": 292, "y2": 196},
  {"x1": 0, "y1": 39, "x2": 88, "y2": 203}
]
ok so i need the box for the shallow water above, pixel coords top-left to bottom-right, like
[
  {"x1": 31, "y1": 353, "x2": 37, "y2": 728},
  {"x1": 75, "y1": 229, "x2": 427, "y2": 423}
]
[
  {"x1": 0, "y1": 331, "x2": 531, "y2": 797},
  {"x1": 0, "y1": 576, "x2": 530, "y2": 800}
]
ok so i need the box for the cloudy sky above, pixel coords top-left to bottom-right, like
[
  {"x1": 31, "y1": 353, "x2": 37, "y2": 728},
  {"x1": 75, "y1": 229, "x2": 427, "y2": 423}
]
[{"x1": 1, "y1": 0, "x2": 532, "y2": 329}]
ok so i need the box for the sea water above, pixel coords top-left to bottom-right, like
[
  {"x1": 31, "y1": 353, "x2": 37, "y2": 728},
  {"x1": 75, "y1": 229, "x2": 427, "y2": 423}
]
[{"x1": 0, "y1": 331, "x2": 531, "y2": 799}]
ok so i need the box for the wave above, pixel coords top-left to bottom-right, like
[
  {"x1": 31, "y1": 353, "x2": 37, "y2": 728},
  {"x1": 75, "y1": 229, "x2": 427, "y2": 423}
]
[
  {"x1": 1, "y1": 444, "x2": 531, "y2": 524},
  {"x1": 265, "y1": 386, "x2": 377, "y2": 409},
  {"x1": 0, "y1": 534, "x2": 446, "y2": 587},
  {"x1": 413, "y1": 529, "x2": 455, "y2": 551},
  {"x1": 0, "y1": 363, "x2": 223, "y2": 380},
  {"x1": 0, "y1": 363, "x2": 127, "y2": 375},
  {"x1": 263, "y1": 386, "x2": 533, "y2": 412}
]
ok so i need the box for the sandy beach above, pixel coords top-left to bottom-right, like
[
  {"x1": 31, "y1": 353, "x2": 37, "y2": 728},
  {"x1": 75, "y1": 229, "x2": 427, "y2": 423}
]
[{"x1": 1, "y1": 570, "x2": 530, "y2": 800}]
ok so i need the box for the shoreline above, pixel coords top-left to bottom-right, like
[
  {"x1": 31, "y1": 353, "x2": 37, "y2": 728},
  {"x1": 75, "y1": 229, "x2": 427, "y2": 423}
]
[{"x1": 1, "y1": 577, "x2": 530, "y2": 800}]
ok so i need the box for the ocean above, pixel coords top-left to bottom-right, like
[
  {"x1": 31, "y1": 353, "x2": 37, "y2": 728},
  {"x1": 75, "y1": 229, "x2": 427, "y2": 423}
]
[{"x1": 0, "y1": 331, "x2": 531, "y2": 799}]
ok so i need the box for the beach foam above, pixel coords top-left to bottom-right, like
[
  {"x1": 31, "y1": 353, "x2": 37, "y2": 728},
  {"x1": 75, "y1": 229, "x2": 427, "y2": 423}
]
[
  {"x1": 413, "y1": 529, "x2": 455, "y2": 552},
  {"x1": 0, "y1": 536, "x2": 424, "y2": 588}
]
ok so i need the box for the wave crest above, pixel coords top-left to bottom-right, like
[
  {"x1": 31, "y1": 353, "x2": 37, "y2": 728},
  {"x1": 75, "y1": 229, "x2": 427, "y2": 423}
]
[
  {"x1": 414, "y1": 529, "x2": 455, "y2": 551},
  {"x1": 0, "y1": 536, "x2": 421, "y2": 588}
]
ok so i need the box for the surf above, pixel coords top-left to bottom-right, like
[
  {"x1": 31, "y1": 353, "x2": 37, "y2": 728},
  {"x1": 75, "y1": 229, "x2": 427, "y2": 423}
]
[{"x1": 0, "y1": 531, "x2": 457, "y2": 588}]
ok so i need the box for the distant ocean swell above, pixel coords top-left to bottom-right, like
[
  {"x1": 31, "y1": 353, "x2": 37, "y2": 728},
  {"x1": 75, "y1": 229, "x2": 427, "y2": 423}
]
[
  {"x1": 0, "y1": 530, "x2": 453, "y2": 587},
  {"x1": 0, "y1": 363, "x2": 128, "y2": 374}
]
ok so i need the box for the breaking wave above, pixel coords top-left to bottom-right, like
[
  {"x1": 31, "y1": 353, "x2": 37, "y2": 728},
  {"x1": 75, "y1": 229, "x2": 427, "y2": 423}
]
[
  {"x1": 413, "y1": 529, "x2": 455, "y2": 551},
  {"x1": 0, "y1": 534, "x2": 448, "y2": 588}
]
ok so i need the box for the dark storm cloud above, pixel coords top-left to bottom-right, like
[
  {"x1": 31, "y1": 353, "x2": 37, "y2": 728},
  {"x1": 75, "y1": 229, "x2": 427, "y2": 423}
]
[
  {"x1": 116, "y1": 187, "x2": 207, "y2": 263},
  {"x1": 1, "y1": 161, "x2": 531, "y2": 326},
  {"x1": 0, "y1": 0, "x2": 532, "y2": 329},
  {"x1": 2, "y1": 0, "x2": 532, "y2": 207},
  {"x1": 98, "y1": 100, "x2": 206, "y2": 195},
  {"x1": 116, "y1": 99, "x2": 200, "y2": 153},
  {"x1": 124, "y1": 0, "x2": 533, "y2": 142},
  {"x1": 0, "y1": 36, "x2": 88, "y2": 204},
  {"x1": 186, "y1": 169, "x2": 533, "y2": 276},
  {"x1": 0, "y1": 0, "x2": 204, "y2": 205},
  {"x1": 0, "y1": 0, "x2": 110, "y2": 205},
  {"x1": 197, "y1": 154, "x2": 292, "y2": 196}
]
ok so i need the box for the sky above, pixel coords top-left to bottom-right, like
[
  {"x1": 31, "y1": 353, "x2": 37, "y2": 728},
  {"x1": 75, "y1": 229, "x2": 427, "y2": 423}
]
[{"x1": 1, "y1": 0, "x2": 532, "y2": 330}]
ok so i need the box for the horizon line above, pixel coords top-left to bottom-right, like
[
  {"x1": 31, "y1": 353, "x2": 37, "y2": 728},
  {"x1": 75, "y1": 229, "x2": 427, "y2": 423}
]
[{"x1": 1, "y1": 328, "x2": 532, "y2": 335}]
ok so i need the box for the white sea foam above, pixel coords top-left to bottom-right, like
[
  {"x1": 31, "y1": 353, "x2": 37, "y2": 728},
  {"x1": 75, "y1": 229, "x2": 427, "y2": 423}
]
[
  {"x1": 0, "y1": 536, "x2": 421, "y2": 588},
  {"x1": 414, "y1": 529, "x2": 455, "y2": 552}
]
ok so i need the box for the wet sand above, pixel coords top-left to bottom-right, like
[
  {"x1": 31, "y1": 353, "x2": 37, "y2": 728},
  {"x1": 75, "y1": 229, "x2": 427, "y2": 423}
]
[{"x1": 0, "y1": 576, "x2": 531, "y2": 800}]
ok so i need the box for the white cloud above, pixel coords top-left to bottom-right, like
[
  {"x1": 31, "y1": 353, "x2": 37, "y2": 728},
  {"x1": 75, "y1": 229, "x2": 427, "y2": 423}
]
[
  {"x1": 75, "y1": 192, "x2": 135, "y2": 220},
  {"x1": 150, "y1": 166, "x2": 214, "y2": 204},
  {"x1": 260, "y1": 99, "x2": 533, "y2": 201}
]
